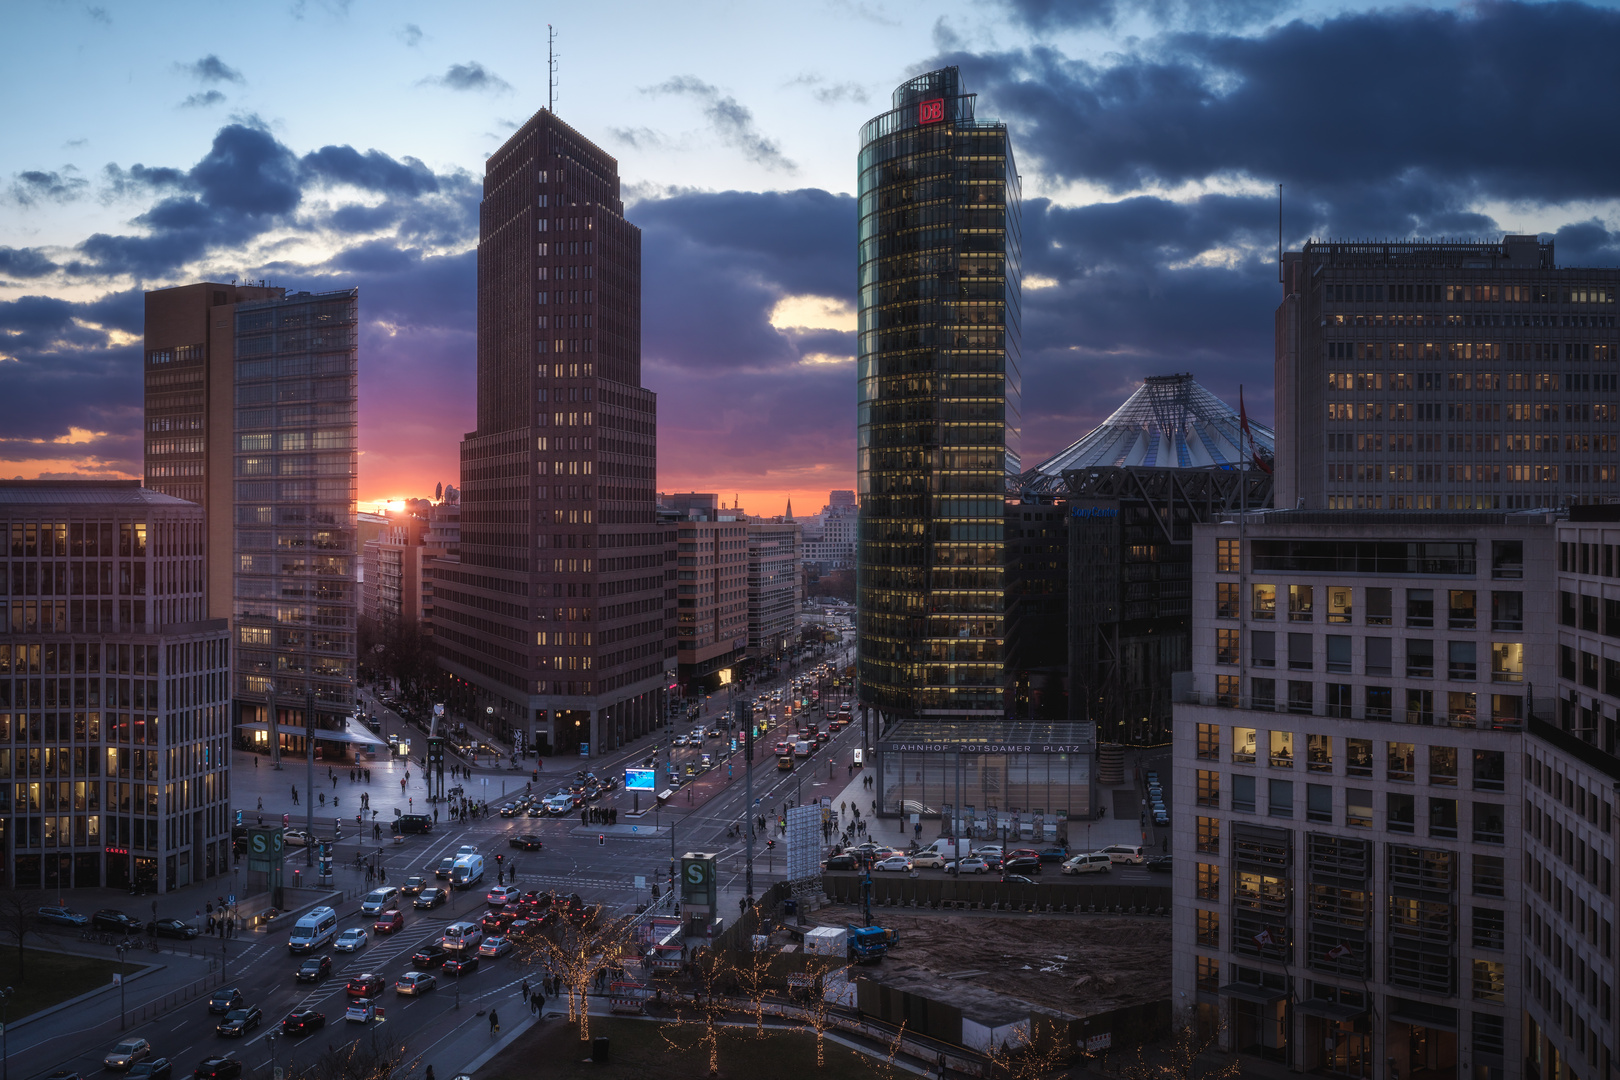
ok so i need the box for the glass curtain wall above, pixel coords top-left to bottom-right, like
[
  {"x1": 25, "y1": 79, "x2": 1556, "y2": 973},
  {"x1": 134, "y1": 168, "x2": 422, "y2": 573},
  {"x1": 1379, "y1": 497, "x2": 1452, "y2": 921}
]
[{"x1": 857, "y1": 66, "x2": 1023, "y2": 720}]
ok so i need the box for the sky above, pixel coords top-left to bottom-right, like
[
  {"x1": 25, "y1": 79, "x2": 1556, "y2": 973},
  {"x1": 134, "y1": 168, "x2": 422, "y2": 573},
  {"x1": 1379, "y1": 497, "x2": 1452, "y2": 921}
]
[{"x1": 4, "y1": 0, "x2": 1620, "y2": 516}]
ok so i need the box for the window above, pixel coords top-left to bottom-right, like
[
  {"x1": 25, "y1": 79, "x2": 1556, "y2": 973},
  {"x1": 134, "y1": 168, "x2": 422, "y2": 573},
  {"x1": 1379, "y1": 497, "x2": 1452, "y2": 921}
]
[
  {"x1": 1472, "y1": 907, "x2": 1505, "y2": 950},
  {"x1": 1406, "y1": 688, "x2": 1434, "y2": 724},
  {"x1": 1448, "y1": 640, "x2": 1477, "y2": 681},
  {"x1": 1268, "y1": 779, "x2": 1294, "y2": 818},
  {"x1": 1428, "y1": 745, "x2": 1458, "y2": 786},
  {"x1": 1196, "y1": 955, "x2": 1220, "y2": 991},
  {"x1": 1447, "y1": 692, "x2": 1477, "y2": 725},
  {"x1": 1216, "y1": 538, "x2": 1240, "y2": 573},
  {"x1": 1365, "y1": 636, "x2": 1392, "y2": 676},
  {"x1": 1490, "y1": 591, "x2": 1522, "y2": 631},
  {"x1": 1325, "y1": 634, "x2": 1352, "y2": 673},
  {"x1": 1196, "y1": 909, "x2": 1221, "y2": 948},
  {"x1": 1216, "y1": 581, "x2": 1241, "y2": 618},
  {"x1": 1364, "y1": 685, "x2": 1392, "y2": 721},
  {"x1": 1306, "y1": 784, "x2": 1332, "y2": 822},
  {"x1": 1490, "y1": 642, "x2": 1522, "y2": 683},
  {"x1": 1326, "y1": 683, "x2": 1353, "y2": 718},
  {"x1": 1251, "y1": 630, "x2": 1275, "y2": 667},
  {"x1": 1287, "y1": 680, "x2": 1314, "y2": 714},
  {"x1": 1448, "y1": 590, "x2": 1477, "y2": 629},
  {"x1": 1488, "y1": 694, "x2": 1521, "y2": 725},
  {"x1": 1288, "y1": 631, "x2": 1314, "y2": 670},
  {"x1": 1233, "y1": 728, "x2": 1257, "y2": 763},
  {"x1": 1472, "y1": 854, "x2": 1505, "y2": 896},
  {"x1": 1346, "y1": 738, "x2": 1372, "y2": 777},
  {"x1": 1197, "y1": 862, "x2": 1220, "y2": 900},
  {"x1": 1491, "y1": 540, "x2": 1522, "y2": 579},
  {"x1": 1365, "y1": 587, "x2": 1392, "y2": 626},
  {"x1": 1196, "y1": 723, "x2": 1220, "y2": 760},
  {"x1": 1560, "y1": 590, "x2": 1577, "y2": 627},
  {"x1": 1251, "y1": 583, "x2": 1276, "y2": 620},
  {"x1": 1406, "y1": 638, "x2": 1434, "y2": 678},
  {"x1": 1406, "y1": 588, "x2": 1434, "y2": 628},
  {"x1": 1196, "y1": 770, "x2": 1220, "y2": 808},
  {"x1": 1346, "y1": 788, "x2": 1373, "y2": 828},
  {"x1": 1472, "y1": 802, "x2": 1504, "y2": 844},
  {"x1": 1388, "y1": 792, "x2": 1415, "y2": 833},
  {"x1": 1232, "y1": 774, "x2": 1256, "y2": 813},
  {"x1": 1387, "y1": 742, "x2": 1415, "y2": 782},
  {"x1": 1196, "y1": 816, "x2": 1221, "y2": 854},
  {"x1": 1269, "y1": 730, "x2": 1293, "y2": 768},
  {"x1": 1216, "y1": 674, "x2": 1240, "y2": 708},
  {"x1": 1307, "y1": 734, "x2": 1333, "y2": 772},
  {"x1": 1472, "y1": 750, "x2": 1505, "y2": 791},
  {"x1": 1289, "y1": 584, "x2": 1314, "y2": 622},
  {"x1": 1471, "y1": 959, "x2": 1505, "y2": 1003},
  {"x1": 1250, "y1": 678, "x2": 1276, "y2": 711},
  {"x1": 1216, "y1": 628, "x2": 1241, "y2": 665},
  {"x1": 1428, "y1": 797, "x2": 1458, "y2": 838}
]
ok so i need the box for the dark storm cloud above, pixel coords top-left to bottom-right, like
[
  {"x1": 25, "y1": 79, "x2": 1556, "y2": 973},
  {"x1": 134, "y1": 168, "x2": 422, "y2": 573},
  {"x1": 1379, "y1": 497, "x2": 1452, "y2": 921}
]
[
  {"x1": 9, "y1": 168, "x2": 89, "y2": 205},
  {"x1": 421, "y1": 62, "x2": 512, "y2": 94},
  {"x1": 644, "y1": 77, "x2": 796, "y2": 173},
  {"x1": 180, "y1": 55, "x2": 245, "y2": 84},
  {"x1": 1000, "y1": 0, "x2": 1291, "y2": 32},
  {"x1": 0, "y1": 246, "x2": 59, "y2": 279},
  {"x1": 301, "y1": 146, "x2": 440, "y2": 197}
]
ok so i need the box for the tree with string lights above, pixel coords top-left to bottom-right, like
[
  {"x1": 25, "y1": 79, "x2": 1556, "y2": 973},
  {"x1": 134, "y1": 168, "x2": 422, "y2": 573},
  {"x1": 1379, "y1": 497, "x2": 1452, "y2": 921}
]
[{"x1": 509, "y1": 893, "x2": 635, "y2": 1043}]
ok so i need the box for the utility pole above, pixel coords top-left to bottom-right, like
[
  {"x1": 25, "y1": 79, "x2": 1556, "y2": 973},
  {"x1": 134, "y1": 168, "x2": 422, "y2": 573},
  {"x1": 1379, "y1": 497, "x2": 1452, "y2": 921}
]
[
  {"x1": 742, "y1": 701, "x2": 754, "y2": 905},
  {"x1": 305, "y1": 683, "x2": 315, "y2": 867},
  {"x1": 267, "y1": 683, "x2": 280, "y2": 769}
]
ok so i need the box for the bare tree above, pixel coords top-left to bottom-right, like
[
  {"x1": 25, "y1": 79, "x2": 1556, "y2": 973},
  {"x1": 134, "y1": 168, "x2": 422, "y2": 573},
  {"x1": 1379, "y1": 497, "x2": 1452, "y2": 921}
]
[
  {"x1": 290, "y1": 1029, "x2": 410, "y2": 1080},
  {"x1": 661, "y1": 947, "x2": 734, "y2": 1077},
  {"x1": 984, "y1": 1018, "x2": 1072, "y2": 1080},
  {"x1": 1118, "y1": 1020, "x2": 1242, "y2": 1080},
  {"x1": 793, "y1": 957, "x2": 850, "y2": 1068},
  {"x1": 0, "y1": 885, "x2": 43, "y2": 974},
  {"x1": 860, "y1": 1019, "x2": 909, "y2": 1080},
  {"x1": 510, "y1": 895, "x2": 635, "y2": 1043},
  {"x1": 731, "y1": 903, "x2": 780, "y2": 1038}
]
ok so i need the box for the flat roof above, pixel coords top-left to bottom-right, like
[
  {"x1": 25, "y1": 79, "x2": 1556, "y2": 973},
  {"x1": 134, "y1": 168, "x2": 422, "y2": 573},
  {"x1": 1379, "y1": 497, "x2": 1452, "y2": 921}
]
[{"x1": 0, "y1": 480, "x2": 198, "y2": 509}]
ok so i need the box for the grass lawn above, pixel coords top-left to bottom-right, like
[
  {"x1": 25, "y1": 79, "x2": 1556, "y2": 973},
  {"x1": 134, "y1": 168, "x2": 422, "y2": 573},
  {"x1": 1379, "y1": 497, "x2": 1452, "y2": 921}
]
[
  {"x1": 0, "y1": 948, "x2": 144, "y2": 1022},
  {"x1": 481, "y1": 1013, "x2": 883, "y2": 1080}
]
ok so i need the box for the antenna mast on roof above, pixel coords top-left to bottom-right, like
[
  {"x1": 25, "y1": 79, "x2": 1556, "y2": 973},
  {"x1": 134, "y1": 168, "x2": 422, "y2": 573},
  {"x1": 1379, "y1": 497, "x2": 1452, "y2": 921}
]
[{"x1": 548, "y1": 25, "x2": 558, "y2": 113}]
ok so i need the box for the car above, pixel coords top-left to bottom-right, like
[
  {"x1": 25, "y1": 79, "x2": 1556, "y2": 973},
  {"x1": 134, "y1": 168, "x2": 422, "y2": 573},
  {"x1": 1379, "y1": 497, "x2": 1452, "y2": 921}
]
[
  {"x1": 335, "y1": 927, "x2": 369, "y2": 952},
  {"x1": 344, "y1": 998, "x2": 378, "y2": 1024},
  {"x1": 486, "y1": 885, "x2": 520, "y2": 906},
  {"x1": 395, "y1": 970, "x2": 437, "y2": 995},
  {"x1": 442, "y1": 954, "x2": 480, "y2": 976},
  {"x1": 149, "y1": 918, "x2": 200, "y2": 939},
  {"x1": 911, "y1": 851, "x2": 947, "y2": 869},
  {"x1": 481, "y1": 910, "x2": 516, "y2": 934},
  {"x1": 1153, "y1": 810, "x2": 1170, "y2": 826},
  {"x1": 1006, "y1": 848, "x2": 1041, "y2": 860},
  {"x1": 1038, "y1": 846, "x2": 1069, "y2": 864},
  {"x1": 435, "y1": 857, "x2": 456, "y2": 879},
  {"x1": 947, "y1": 857, "x2": 990, "y2": 875},
  {"x1": 415, "y1": 887, "x2": 447, "y2": 909},
  {"x1": 295, "y1": 955, "x2": 333, "y2": 983},
  {"x1": 1146, "y1": 855, "x2": 1174, "y2": 873},
  {"x1": 457, "y1": 844, "x2": 479, "y2": 856},
  {"x1": 373, "y1": 909, "x2": 404, "y2": 935},
  {"x1": 400, "y1": 875, "x2": 427, "y2": 895},
  {"x1": 281, "y1": 1008, "x2": 326, "y2": 1036},
  {"x1": 821, "y1": 854, "x2": 857, "y2": 871},
  {"x1": 191, "y1": 1057, "x2": 242, "y2": 1080},
  {"x1": 126, "y1": 1059, "x2": 172, "y2": 1080},
  {"x1": 1003, "y1": 873, "x2": 1037, "y2": 885},
  {"x1": 875, "y1": 855, "x2": 913, "y2": 872},
  {"x1": 346, "y1": 973, "x2": 385, "y2": 998},
  {"x1": 282, "y1": 829, "x2": 311, "y2": 848},
  {"x1": 215, "y1": 1005, "x2": 262, "y2": 1037},
  {"x1": 360, "y1": 887, "x2": 400, "y2": 916},
  {"x1": 1003, "y1": 856, "x2": 1042, "y2": 875},
  {"x1": 510, "y1": 834, "x2": 544, "y2": 850},
  {"x1": 37, "y1": 905, "x2": 91, "y2": 927},
  {"x1": 526, "y1": 805, "x2": 547, "y2": 818},
  {"x1": 208, "y1": 987, "x2": 244, "y2": 1014},
  {"x1": 92, "y1": 909, "x2": 142, "y2": 933},
  {"x1": 104, "y1": 1039, "x2": 152, "y2": 1070},
  {"x1": 1062, "y1": 853, "x2": 1113, "y2": 875},
  {"x1": 411, "y1": 942, "x2": 450, "y2": 969},
  {"x1": 1101, "y1": 844, "x2": 1146, "y2": 865},
  {"x1": 499, "y1": 803, "x2": 522, "y2": 818},
  {"x1": 478, "y1": 935, "x2": 513, "y2": 958}
]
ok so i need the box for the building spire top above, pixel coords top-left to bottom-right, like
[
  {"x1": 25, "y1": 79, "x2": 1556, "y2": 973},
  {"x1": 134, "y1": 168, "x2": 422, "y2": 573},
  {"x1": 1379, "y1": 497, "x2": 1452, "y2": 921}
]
[{"x1": 785, "y1": 497, "x2": 794, "y2": 522}]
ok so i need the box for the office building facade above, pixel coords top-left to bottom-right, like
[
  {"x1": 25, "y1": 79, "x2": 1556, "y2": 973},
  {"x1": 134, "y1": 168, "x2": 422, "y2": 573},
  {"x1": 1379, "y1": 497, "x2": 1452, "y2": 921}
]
[
  {"x1": 439, "y1": 108, "x2": 664, "y2": 756},
  {"x1": 746, "y1": 519, "x2": 801, "y2": 660},
  {"x1": 1173, "y1": 511, "x2": 1556, "y2": 1078},
  {"x1": 856, "y1": 65, "x2": 1021, "y2": 723},
  {"x1": 675, "y1": 517, "x2": 749, "y2": 691},
  {"x1": 1275, "y1": 235, "x2": 1619, "y2": 512},
  {"x1": 0, "y1": 482, "x2": 230, "y2": 893}
]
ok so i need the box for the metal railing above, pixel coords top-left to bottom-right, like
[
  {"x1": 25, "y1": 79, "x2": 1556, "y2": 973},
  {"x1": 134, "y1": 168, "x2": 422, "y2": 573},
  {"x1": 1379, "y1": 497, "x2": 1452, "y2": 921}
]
[{"x1": 1174, "y1": 689, "x2": 1530, "y2": 730}]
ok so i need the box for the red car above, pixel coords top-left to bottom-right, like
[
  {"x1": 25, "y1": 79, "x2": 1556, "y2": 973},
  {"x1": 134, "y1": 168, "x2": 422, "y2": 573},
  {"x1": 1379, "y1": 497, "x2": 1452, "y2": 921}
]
[
  {"x1": 372, "y1": 910, "x2": 404, "y2": 935},
  {"x1": 345, "y1": 973, "x2": 384, "y2": 999}
]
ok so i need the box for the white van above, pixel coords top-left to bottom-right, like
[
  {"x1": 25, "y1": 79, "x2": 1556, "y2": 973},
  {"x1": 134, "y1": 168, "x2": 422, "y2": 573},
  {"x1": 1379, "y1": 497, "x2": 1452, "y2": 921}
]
[
  {"x1": 1062, "y1": 852, "x2": 1113, "y2": 875},
  {"x1": 360, "y1": 887, "x2": 400, "y2": 916},
  {"x1": 1100, "y1": 844, "x2": 1145, "y2": 865},
  {"x1": 926, "y1": 838, "x2": 971, "y2": 860},
  {"x1": 288, "y1": 905, "x2": 339, "y2": 954},
  {"x1": 450, "y1": 853, "x2": 485, "y2": 888},
  {"x1": 441, "y1": 920, "x2": 484, "y2": 953}
]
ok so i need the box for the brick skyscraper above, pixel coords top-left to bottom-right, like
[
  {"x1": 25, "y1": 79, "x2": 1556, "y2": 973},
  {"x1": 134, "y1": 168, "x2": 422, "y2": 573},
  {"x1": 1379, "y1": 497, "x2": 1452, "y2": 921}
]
[{"x1": 436, "y1": 108, "x2": 667, "y2": 757}]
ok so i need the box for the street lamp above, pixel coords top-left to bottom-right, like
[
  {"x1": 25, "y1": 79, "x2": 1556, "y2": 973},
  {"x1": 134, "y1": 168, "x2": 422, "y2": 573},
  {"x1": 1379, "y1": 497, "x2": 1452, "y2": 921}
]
[{"x1": 114, "y1": 943, "x2": 128, "y2": 1027}]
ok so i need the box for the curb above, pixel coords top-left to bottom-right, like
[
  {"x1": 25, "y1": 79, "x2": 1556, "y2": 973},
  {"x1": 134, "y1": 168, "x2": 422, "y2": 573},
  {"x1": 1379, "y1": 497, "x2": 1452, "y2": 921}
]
[
  {"x1": 458, "y1": 1013, "x2": 538, "y2": 1074},
  {"x1": 7, "y1": 955, "x2": 166, "y2": 1032}
]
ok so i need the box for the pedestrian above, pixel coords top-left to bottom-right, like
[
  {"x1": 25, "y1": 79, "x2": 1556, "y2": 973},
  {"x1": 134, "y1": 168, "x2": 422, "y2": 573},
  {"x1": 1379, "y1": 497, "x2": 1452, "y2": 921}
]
[
  {"x1": 292, "y1": 784, "x2": 299, "y2": 805},
  {"x1": 434, "y1": 807, "x2": 439, "y2": 822},
  {"x1": 366, "y1": 768, "x2": 371, "y2": 782},
  {"x1": 255, "y1": 756, "x2": 259, "y2": 769},
  {"x1": 581, "y1": 808, "x2": 588, "y2": 826},
  {"x1": 258, "y1": 797, "x2": 263, "y2": 811},
  {"x1": 530, "y1": 994, "x2": 539, "y2": 1017},
  {"x1": 489, "y1": 1009, "x2": 500, "y2": 1035}
]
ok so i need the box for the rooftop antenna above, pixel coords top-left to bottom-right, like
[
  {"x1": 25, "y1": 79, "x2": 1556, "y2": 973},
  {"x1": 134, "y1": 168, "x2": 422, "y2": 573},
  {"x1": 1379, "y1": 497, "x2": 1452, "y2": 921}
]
[
  {"x1": 547, "y1": 24, "x2": 558, "y2": 113},
  {"x1": 1277, "y1": 182, "x2": 1283, "y2": 286}
]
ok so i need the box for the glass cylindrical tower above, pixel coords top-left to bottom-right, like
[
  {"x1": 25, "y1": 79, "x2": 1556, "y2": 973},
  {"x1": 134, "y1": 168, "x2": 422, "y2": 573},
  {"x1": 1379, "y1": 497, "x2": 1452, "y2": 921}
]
[{"x1": 856, "y1": 66, "x2": 1022, "y2": 721}]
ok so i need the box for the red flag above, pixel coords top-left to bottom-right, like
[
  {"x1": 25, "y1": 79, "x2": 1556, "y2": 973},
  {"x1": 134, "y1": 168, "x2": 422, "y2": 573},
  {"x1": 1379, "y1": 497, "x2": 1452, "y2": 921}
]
[
  {"x1": 1325, "y1": 943, "x2": 1350, "y2": 960},
  {"x1": 1253, "y1": 928, "x2": 1273, "y2": 947},
  {"x1": 1239, "y1": 386, "x2": 1252, "y2": 441}
]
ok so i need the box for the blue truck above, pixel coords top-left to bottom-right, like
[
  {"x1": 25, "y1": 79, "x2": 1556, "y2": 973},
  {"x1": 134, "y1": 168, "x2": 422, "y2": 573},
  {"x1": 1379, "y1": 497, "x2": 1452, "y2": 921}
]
[{"x1": 846, "y1": 924, "x2": 898, "y2": 963}]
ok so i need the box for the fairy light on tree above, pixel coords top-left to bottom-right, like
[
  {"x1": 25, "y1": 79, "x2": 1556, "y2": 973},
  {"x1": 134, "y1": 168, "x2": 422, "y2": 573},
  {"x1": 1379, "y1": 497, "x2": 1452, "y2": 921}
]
[
  {"x1": 661, "y1": 946, "x2": 735, "y2": 1076},
  {"x1": 509, "y1": 891, "x2": 635, "y2": 1043},
  {"x1": 1119, "y1": 1020, "x2": 1242, "y2": 1080}
]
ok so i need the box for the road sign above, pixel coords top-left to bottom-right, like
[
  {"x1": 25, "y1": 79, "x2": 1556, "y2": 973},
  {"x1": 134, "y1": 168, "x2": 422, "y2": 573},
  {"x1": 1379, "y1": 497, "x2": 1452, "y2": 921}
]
[
  {"x1": 634, "y1": 876, "x2": 646, "y2": 890},
  {"x1": 228, "y1": 893, "x2": 236, "y2": 905},
  {"x1": 112, "y1": 973, "x2": 122, "y2": 986}
]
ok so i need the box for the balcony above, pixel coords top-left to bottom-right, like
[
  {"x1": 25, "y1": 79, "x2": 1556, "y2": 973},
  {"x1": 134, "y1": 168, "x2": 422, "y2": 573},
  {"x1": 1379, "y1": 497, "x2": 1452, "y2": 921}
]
[{"x1": 1174, "y1": 689, "x2": 1523, "y2": 731}]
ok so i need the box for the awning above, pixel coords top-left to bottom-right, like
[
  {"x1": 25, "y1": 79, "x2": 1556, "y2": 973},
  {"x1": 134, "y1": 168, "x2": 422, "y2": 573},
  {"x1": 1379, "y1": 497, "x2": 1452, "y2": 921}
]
[
  {"x1": 238, "y1": 722, "x2": 390, "y2": 747},
  {"x1": 1295, "y1": 1000, "x2": 1367, "y2": 1022},
  {"x1": 1217, "y1": 983, "x2": 1287, "y2": 1005}
]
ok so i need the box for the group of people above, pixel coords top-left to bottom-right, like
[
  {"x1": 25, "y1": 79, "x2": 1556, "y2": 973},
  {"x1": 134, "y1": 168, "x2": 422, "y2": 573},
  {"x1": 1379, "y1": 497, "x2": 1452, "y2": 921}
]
[{"x1": 581, "y1": 806, "x2": 619, "y2": 825}]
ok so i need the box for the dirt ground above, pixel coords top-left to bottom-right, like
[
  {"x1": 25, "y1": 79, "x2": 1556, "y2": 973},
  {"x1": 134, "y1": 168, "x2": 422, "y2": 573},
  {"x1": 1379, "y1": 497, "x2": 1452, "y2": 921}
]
[{"x1": 808, "y1": 905, "x2": 1171, "y2": 1016}]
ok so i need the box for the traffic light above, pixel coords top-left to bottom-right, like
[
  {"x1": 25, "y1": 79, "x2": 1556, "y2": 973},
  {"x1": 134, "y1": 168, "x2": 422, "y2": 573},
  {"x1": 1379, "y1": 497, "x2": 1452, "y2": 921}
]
[
  {"x1": 598, "y1": 834, "x2": 605, "y2": 846},
  {"x1": 495, "y1": 853, "x2": 504, "y2": 866}
]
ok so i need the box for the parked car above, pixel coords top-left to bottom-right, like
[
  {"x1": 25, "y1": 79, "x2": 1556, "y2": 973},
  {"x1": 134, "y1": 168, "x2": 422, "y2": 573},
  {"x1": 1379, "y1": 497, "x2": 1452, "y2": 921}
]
[
  {"x1": 208, "y1": 987, "x2": 244, "y2": 1014},
  {"x1": 215, "y1": 1005, "x2": 262, "y2": 1037},
  {"x1": 510, "y1": 834, "x2": 544, "y2": 850},
  {"x1": 335, "y1": 927, "x2": 369, "y2": 952},
  {"x1": 295, "y1": 955, "x2": 333, "y2": 983},
  {"x1": 411, "y1": 942, "x2": 449, "y2": 969},
  {"x1": 373, "y1": 909, "x2": 404, "y2": 935},
  {"x1": 395, "y1": 971, "x2": 437, "y2": 995},
  {"x1": 442, "y1": 954, "x2": 480, "y2": 976},
  {"x1": 37, "y1": 906, "x2": 91, "y2": 927},
  {"x1": 346, "y1": 973, "x2": 385, "y2": 999},
  {"x1": 280, "y1": 1008, "x2": 326, "y2": 1036},
  {"x1": 149, "y1": 919, "x2": 200, "y2": 939},
  {"x1": 104, "y1": 1039, "x2": 152, "y2": 1071},
  {"x1": 93, "y1": 909, "x2": 143, "y2": 933},
  {"x1": 1062, "y1": 853, "x2": 1113, "y2": 875},
  {"x1": 126, "y1": 1059, "x2": 172, "y2": 1080},
  {"x1": 191, "y1": 1058, "x2": 242, "y2": 1080},
  {"x1": 478, "y1": 935, "x2": 513, "y2": 958},
  {"x1": 415, "y1": 887, "x2": 447, "y2": 909}
]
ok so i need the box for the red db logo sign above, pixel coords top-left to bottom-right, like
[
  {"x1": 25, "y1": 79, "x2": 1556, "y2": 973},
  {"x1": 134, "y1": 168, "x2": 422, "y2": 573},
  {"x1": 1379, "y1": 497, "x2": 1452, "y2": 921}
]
[{"x1": 918, "y1": 98, "x2": 945, "y2": 124}]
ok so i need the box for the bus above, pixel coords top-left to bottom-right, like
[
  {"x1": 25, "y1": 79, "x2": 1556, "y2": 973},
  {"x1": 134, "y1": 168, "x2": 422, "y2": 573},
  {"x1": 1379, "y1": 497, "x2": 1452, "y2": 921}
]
[{"x1": 287, "y1": 905, "x2": 339, "y2": 954}]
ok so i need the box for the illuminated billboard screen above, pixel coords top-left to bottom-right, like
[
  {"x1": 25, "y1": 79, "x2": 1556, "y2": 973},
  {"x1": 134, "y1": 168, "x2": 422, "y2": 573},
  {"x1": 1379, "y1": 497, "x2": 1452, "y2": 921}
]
[{"x1": 624, "y1": 768, "x2": 657, "y2": 791}]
